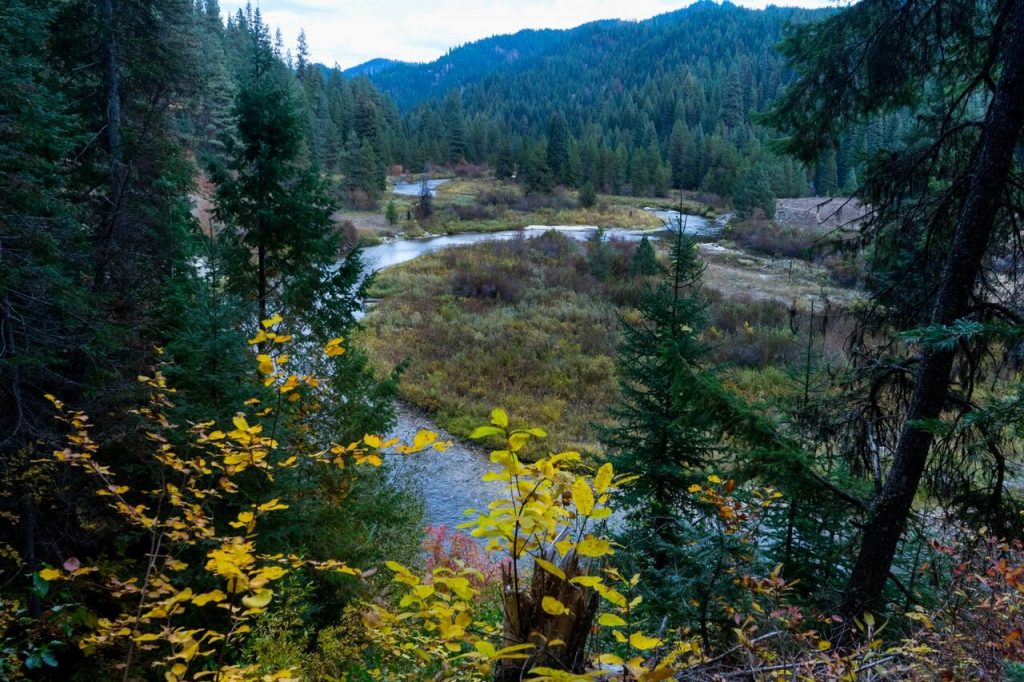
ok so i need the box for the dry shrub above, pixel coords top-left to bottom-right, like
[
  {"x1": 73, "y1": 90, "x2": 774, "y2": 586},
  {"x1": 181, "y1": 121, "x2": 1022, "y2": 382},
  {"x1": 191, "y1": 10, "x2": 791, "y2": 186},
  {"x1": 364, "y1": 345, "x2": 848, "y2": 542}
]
[
  {"x1": 451, "y1": 260, "x2": 527, "y2": 304},
  {"x1": 479, "y1": 187, "x2": 521, "y2": 207},
  {"x1": 422, "y1": 525, "x2": 501, "y2": 590},
  {"x1": 337, "y1": 219, "x2": 358, "y2": 251},
  {"x1": 453, "y1": 160, "x2": 487, "y2": 178},
  {"x1": 731, "y1": 215, "x2": 823, "y2": 259},
  {"x1": 450, "y1": 203, "x2": 499, "y2": 221},
  {"x1": 346, "y1": 188, "x2": 377, "y2": 211}
]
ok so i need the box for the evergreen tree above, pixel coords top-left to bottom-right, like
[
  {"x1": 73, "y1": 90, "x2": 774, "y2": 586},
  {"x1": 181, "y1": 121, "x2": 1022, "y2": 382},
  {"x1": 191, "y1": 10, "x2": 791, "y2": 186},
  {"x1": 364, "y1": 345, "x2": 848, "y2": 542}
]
[
  {"x1": 442, "y1": 90, "x2": 468, "y2": 162},
  {"x1": 602, "y1": 221, "x2": 714, "y2": 569},
  {"x1": 630, "y1": 236, "x2": 660, "y2": 276},
  {"x1": 734, "y1": 162, "x2": 776, "y2": 218},
  {"x1": 494, "y1": 137, "x2": 515, "y2": 179},
  {"x1": 769, "y1": 0, "x2": 1024, "y2": 619},
  {"x1": 525, "y1": 141, "x2": 554, "y2": 194},
  {"x1": 668, "y1": 120, "x2": 691, "y2": 189},
  {"x1": 578, "y1": 181, "x2": 597, "y2": 208},
  {"x1": 546, "y1": 112, "x2": 573, "y2": 186},
  {"x1": 212, "y1": 11, "x2": 337, "y2": 324}
]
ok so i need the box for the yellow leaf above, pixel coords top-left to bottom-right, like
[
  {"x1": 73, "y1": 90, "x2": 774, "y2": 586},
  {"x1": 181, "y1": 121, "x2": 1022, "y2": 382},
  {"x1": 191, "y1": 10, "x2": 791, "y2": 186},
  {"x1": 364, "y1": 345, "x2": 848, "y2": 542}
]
[
  {"x1": 598, "y1": 613, "x2": 627, "y2": 627},
  {"x1": 570, "y1": 576, "x2": 603, "y2": 588},
  {"x1": 192, "y1": 590, "x2": 227, "y2": 606},
  {"x1": 508, "y1": 432, "x2": 530, "y2": 451},
  {"x1": 597, "y1": 653, "x2": 624, "y2": 666},
  {"x1": 818, "y1": 640, "x2": 832, "y2": 651},
  {"x1": 491, "y1": 643, "x2": 535, "y2": 660},
  {"x1": 166, "y1": 662, "x2": 188, "y2": 682},
  {"x1": 475, "y1": 640, "x2": 496, "y2": 658},
  {"x1": 707, "y1": 475, "x2": 722, "y2": 484},
  {"x1": 541, "y1": 596, "x2": 570, "y2": 616},
  {"x1": 261, "y1": 314, "x2": 283, "y2": 329},
  {"x1": 324, "y1": 337, "x2": 346, "y2": 357},
  {"x1": 491, "y1": 408, "x2": 508, "y2": 428},
  {"x1": 242, "y1": 588, "x2": 273, "y2": 609},
  {"x1": 572, "y1": 479, "x2": 595, "y2": 516},
  {"x1": 629, "y1": 632, "x2": 663, "y2": 650},
  {"x1": 258, "y1": 498, "x2": 288, "y2": 512},
  {"x1": 534, "y1": 557, "x2": 566, "y2": 581},
  {"x1": 39, "y1": 568, "x2": 62, "y2": 581},
  {"x1": 363, "y1": 434, "x2": 382, "y2": 449},
  {"x1": 256, "y1": 354, "x2": 275, "y2": 375},
  {"x1": 411, "y1": 429, "x2": 438, "y2": 451},
  {"x1": 576, "y1": 535, "x2": 613, "y2": 558},
  {"x1": 413, "y1": 584, "x2": 435, "y2": 599},
  {"x1": 594, "y1": 463, "x2": 613, "y2": 493}
]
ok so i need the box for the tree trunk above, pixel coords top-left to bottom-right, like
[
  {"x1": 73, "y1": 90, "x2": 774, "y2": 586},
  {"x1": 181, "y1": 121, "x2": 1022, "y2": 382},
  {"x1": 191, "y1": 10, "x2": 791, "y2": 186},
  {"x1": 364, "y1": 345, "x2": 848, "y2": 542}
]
[
  {"x1": 841, "y1": 0, "x2": 1024, "y2": 620},
  {"x1": 94, "y1": 0, "x2": 126, "y2": 290},
  {"x1": 258, "y1": 243, "x2": 267, "y2": 323}
]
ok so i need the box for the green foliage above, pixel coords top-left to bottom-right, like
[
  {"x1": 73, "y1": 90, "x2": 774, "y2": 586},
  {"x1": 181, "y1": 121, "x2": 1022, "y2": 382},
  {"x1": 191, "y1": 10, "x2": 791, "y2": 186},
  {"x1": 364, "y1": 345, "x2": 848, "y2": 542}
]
[
  {"x1": 601, "y1": 227, "x2": 719, "y2": 588},
  {"x1": 362, "y1": 232, "x2": 634, "y2": 453},
  {"x1": 629, "y1": 236, "x2": 659, "y2": 276},
  {"x1": 578, "y1": 182, "x2": 597, "y2": 209}
]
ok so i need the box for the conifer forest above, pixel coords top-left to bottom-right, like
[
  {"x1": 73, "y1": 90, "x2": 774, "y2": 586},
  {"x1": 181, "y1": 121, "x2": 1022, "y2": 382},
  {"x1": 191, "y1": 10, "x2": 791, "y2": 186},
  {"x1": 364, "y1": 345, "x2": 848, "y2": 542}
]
[{"x1": 2, "y1": 0, "x2": 1024, "y2": 679}]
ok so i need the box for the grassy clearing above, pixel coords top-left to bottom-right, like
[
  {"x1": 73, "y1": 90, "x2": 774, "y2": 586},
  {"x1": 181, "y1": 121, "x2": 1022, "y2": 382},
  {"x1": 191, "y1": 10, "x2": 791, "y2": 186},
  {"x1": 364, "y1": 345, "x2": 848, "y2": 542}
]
[
  {"x1": 359, "y1": 230, "x2": 857, "y2": 455},
  {"x1": 340, "y1": 178, "x2": 669, "y2": 239},
  {"x1": 359, "y1": 233, "x2": 627, "y2": 454}
]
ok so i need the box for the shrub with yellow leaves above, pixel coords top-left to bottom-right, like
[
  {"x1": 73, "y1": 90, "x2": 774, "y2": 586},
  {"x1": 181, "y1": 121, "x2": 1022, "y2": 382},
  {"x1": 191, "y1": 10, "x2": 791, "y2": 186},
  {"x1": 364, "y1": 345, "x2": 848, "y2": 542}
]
[
  {"x1": 363, "y1": 408, "x2": 703, "y2": 681},
  {"x1": 35, "y1": 319, "x2": 445, "y2": 681}
]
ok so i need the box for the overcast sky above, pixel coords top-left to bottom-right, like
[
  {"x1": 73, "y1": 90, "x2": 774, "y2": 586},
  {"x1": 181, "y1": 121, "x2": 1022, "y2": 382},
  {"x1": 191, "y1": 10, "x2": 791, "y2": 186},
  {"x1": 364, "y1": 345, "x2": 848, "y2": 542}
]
[{"x1": 220, "y1": 1, "x2": 846, "y2": 70}]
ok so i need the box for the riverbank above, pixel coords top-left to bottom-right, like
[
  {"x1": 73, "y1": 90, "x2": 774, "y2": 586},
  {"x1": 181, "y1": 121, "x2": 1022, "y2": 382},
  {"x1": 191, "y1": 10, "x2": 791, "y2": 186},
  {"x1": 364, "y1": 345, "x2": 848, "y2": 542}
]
[{"x1": 334, "y1": 176, "x2": 673, "y2": 244}]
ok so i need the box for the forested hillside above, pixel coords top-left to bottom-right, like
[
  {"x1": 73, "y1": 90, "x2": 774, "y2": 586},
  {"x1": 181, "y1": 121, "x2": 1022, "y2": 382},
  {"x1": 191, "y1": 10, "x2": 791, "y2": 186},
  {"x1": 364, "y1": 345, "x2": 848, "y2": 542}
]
[{"x1": 352, "y1": 1, "x2": 910, "y2": 205}]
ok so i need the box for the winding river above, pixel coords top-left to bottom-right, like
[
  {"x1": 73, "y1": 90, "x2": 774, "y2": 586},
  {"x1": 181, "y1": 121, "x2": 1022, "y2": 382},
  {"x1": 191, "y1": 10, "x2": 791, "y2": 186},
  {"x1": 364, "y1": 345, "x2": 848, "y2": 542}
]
[{"x1": 367, "y1": 213, "x2": 718, "y2": 530}]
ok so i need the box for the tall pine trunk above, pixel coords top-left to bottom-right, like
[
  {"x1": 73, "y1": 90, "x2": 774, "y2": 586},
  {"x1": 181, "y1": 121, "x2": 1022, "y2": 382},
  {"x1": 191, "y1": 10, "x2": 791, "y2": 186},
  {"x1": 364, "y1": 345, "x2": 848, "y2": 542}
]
[
  {"x1": 94, "y1": 0, "x2": 126, "y2": 290},
  {"x1": 841, "y1": 0, "x2": 1024, "y2": 619}
]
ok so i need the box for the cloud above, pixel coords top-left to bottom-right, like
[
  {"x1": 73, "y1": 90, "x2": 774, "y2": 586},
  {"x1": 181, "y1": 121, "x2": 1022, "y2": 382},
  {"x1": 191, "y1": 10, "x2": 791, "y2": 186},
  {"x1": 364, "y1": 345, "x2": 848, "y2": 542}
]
[{"x1": 220, "y1": 0, "x2": 845, "y2": 69}]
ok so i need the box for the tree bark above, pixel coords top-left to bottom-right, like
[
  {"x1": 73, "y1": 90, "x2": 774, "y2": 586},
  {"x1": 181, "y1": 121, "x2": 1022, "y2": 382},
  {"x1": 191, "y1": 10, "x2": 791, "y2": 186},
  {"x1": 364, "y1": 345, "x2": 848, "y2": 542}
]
[
  {"x1": 258, "y1": 243, "x2": 267, "y2": 323},
  {"x1": 841, "y1": 0, "x2": 1024, "y2": 620},
  {"x1": 94, "y1": 0, "x2": 126, "y2": 290}
]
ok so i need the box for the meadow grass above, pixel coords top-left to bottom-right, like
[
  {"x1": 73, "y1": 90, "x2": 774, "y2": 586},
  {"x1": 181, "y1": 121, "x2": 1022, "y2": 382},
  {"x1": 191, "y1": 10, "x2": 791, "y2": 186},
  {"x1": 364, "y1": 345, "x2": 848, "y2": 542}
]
[{"x1": 359, "y1": 231, "x2": 850, "y2": 456}]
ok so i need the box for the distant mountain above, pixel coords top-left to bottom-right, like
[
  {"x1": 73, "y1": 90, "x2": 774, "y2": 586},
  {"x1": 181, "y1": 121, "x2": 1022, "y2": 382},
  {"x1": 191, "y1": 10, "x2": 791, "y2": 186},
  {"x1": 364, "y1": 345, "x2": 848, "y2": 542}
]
[
  {"x1": 359, "y1": 21, "x2": 617, "y2": 111},
  {"x1": 299, "y1": 1, "x2": 886, "y2": 203},
  {"x1": 359, "y1": 2, "x2": 829, "y2": 112},
  {"x1": 341, "y1": 58, "x2": 409, "y2": 78}
]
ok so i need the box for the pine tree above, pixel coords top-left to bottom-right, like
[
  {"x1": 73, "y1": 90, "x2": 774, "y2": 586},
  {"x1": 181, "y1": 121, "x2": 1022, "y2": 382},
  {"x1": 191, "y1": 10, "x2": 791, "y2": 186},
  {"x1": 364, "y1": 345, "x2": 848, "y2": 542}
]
[
  {"x1": 494, "y1": 137, "x2": 515, "y2": 179},
  {"x1": 578, "y1": 181, "x2": 597, "y2": 209},
  {"x1": 442, "y1": 90, "x2": 468, "y2": 162},
  {"x1": 295, "y1": 28, "x2": 309, "y2": 79},
  {"x1": 769, "y1": 0, "x2": 1024, "y2": 619},
  {"x1": 525, "y1": 141, "x2": 554, "y2": 194},
  {"x1": 602, "y1": 219, "x2": 714, "y2": 568},
  {"x1": 212, "y1": 11, "x2": 337, "y2": 325},
  {"x1": 630, "y1": 236, "x2": 660, "y2": 276},
  {"x1": 546, "y1": 113, "x2": 572, "y2": 186}
]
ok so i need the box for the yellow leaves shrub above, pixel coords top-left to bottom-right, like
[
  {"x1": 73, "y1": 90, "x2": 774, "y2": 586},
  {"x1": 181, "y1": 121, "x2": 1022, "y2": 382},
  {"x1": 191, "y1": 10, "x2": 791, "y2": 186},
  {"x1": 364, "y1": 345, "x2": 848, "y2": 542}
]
[
  {"x1": 362, "y1": 408, "x2": 699, "y2": 681},
  {"x1": 38, "y1": 318, "x2": 445, "y2": 681}
]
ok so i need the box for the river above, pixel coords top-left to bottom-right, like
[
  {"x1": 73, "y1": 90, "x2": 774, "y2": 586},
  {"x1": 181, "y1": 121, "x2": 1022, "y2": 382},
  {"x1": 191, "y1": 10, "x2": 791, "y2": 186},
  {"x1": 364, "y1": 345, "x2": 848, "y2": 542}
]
[
  {"x1": 367, "y1": 214, "x2": 717, "y2": 531},
  {"x1": 390, "y1": 178, "x2": 450, "y2": 196}
]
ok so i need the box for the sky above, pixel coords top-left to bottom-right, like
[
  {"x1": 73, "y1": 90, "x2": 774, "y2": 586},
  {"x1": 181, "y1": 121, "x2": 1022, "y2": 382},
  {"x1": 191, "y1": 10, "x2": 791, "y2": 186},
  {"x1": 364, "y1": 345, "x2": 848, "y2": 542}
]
[{"x1": 219, "y1": 0, "x2": 845, "y2": 70}]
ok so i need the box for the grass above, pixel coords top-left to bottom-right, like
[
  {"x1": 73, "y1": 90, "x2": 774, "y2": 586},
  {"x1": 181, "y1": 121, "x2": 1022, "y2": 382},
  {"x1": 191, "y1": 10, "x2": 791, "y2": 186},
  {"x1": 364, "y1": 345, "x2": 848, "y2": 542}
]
[
  {"x1": 359, "y1": 232, "x2": 628, "y2": 455},
  {"x1": 359, "y1": 230, "x2": 856, "y2": 456}
]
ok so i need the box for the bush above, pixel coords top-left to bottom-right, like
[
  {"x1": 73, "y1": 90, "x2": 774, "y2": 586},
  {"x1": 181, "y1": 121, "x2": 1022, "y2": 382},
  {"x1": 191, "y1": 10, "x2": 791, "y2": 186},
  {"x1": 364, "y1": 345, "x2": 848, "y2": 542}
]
[
  {"x1": 731, "y1": 216, "x2": 822, "y2": 259},
  {"x1": 578, "y1": 182, "x2": 597, "y2": 208}
]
